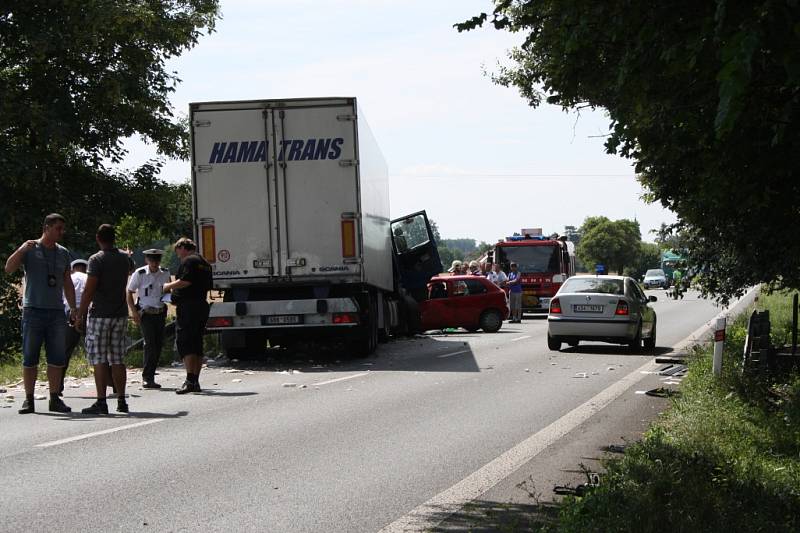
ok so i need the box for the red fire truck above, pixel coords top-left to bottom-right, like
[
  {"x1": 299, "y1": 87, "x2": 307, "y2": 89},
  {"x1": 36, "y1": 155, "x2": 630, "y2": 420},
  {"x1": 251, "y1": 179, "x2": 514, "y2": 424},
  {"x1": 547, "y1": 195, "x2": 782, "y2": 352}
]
[{"x1": 489, "y1": 228, "x2": 576, "y2": 313}]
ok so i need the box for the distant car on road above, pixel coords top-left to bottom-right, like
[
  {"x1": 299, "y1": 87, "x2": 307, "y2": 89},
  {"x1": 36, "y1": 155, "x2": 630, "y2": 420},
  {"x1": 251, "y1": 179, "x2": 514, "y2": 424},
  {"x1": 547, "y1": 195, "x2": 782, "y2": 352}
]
[
  {"x1": 643, "y1": 268, "x2": 669, "y2": 289},
  {"x1": 419, "y1": 275, "x2": 509, "y2": 333},
  {"x1": 547, "y1": 275, "x2": 657, "y2": 351}
]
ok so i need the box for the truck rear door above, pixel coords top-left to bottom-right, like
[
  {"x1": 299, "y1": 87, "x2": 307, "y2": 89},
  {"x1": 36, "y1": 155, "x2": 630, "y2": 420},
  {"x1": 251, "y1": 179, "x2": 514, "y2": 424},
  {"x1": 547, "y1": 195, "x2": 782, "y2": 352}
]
[
  {"x1": 191, "y1": 106, "x2": 273, "y2": 282},
  {"x1": 271, "y1": 103, "x2": 359, "y2": 279}
]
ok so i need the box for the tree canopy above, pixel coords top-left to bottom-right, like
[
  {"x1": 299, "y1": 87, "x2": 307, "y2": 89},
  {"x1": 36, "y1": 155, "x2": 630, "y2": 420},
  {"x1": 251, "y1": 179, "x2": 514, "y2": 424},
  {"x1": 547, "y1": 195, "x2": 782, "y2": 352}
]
[
  {"x1": 576, "y1": 216, "x2": 641, "y2": 275},
  {"x1": 457, "y1": 1, "x2": 800, "y2": 301},
  {"x1": 0, "y1": 1, "x2": 219, "y2": 358}
]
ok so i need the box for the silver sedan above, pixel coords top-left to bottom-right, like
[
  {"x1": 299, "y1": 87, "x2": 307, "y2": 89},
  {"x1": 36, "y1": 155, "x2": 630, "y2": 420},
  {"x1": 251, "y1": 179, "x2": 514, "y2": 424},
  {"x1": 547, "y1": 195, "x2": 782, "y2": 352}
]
[{"x1": 546, "y1": 275, "x2": 657, "y2": 351}]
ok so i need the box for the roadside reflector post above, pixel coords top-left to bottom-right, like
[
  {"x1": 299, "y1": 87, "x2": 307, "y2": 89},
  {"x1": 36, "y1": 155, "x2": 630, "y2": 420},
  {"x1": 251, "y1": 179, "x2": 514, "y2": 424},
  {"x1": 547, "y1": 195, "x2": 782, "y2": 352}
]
[{"x1": 713, "y1": 316, "x2": 726, "y2": 377}]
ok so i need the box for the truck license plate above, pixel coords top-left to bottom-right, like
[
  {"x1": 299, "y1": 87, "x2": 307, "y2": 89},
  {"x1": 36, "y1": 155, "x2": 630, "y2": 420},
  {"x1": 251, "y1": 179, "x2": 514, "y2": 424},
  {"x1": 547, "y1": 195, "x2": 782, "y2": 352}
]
[
  {"x1": 263, "y1": 315, "x2": 302, "y2": 325},
  {"x1": 573, "y1": 304, "x2": 604, "y2": 313}
]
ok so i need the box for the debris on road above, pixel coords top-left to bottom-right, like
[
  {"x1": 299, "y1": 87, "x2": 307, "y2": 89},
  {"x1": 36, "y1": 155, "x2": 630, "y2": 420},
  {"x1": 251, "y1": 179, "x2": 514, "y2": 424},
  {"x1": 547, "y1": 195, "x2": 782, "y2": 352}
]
[
  {"x1": 573, "y1": 373, "x2": 589, "y2": 378},
  {"x1": 34, "y1": 394, "x2": 46, "y2": 400},
  {"x1": 231, "y1": 378, "x2": 243, "y2": 383},
  {"x1": 282, "y1": 383, "x2": 297, "y2": 388},
  {"x1": 222, "y1": 369, "x2": 243, "y2": 374}
]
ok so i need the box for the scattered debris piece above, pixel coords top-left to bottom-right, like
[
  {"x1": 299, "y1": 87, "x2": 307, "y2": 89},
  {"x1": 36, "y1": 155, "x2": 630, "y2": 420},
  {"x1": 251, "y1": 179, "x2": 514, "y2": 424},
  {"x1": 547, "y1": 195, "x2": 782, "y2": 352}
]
[
  {"x1": 607, "y1": 367, "x2": 616, "y2": 371},
  {"x1": 604, "y1": 444, "x2": 627, "y2": 454},
  {"x1": 524, "y1": 368, "x2": 530, "y2": 373},
  {"x1": 573, "y1": 373, "x2": 589, "y2": 378},
  {"x1": 645, "y1": 387, "x2": 680, "y2": 398},
  {"x1": 591, "y1": 371, "x2": 599, "y2": 375},
  {"x1": 34, "y1": 394, "x2": 46, "y2": 400},
  {"x1": 244, "y1": 371, "x2": 255, "y2": 375},
  {"x1": 231, "y1": 378, "x2": 243, "y2": 383},
  {"x1": 0, "y1": 388, "x2": 5, "y2": 394},
  {"x1": 299, "y1": 384, "x2": 307, "y2": 389},
  {"x1": 222, "y1": 369, "x2": 243, "y2": 374},
  {"x1": 282, "y1": 383, "x2": 297, "y2": 388}
]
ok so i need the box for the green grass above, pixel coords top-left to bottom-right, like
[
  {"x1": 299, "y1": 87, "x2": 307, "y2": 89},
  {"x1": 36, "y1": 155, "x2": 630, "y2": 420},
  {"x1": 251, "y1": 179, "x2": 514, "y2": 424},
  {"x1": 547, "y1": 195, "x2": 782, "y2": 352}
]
[
  {"x1": 555, "y1": 289, "x2": 800, "y2": 532},
  {"x1": 0, "y1": 319, "x2": 224, "y2": 385}
]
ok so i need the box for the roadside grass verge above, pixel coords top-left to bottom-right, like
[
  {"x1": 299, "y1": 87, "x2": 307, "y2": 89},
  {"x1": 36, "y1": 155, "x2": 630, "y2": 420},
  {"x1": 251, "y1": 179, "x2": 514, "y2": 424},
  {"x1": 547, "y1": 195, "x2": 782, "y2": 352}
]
[
  {"x1": 556, "y1": 290, "x2": 800, "y2": 532},
  {"x1": 0, "y1": 319, "x2": 225, "y2": 385}
]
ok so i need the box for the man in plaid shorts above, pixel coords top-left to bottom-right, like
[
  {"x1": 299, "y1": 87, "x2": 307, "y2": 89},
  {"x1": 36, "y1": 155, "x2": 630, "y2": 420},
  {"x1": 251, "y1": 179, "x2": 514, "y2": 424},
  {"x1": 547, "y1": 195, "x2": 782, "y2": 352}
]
[{"x1": 76, "y1": 224, "x2": 134, "y2": 415}]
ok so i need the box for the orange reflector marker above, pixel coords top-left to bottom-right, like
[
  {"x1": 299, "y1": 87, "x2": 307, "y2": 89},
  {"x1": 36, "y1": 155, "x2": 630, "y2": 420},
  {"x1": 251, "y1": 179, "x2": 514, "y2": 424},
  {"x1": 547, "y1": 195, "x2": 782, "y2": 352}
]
[
  {"x1": 341, "y1": 220, "x2": 356, "y2": 258},
  {"x1": 201, "y1": 225, "x2": 216, "y2": 263}
]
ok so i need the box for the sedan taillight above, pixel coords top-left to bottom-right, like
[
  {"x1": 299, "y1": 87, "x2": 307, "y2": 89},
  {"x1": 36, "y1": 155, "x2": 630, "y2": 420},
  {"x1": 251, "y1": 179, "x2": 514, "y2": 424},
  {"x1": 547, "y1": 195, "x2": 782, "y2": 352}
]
[
  {"x1": 615, "y1": 300, "x2": 629, "y2": 316},
  {"x1": 550, "y1": 298, "x2": 562, "y2": 314}
]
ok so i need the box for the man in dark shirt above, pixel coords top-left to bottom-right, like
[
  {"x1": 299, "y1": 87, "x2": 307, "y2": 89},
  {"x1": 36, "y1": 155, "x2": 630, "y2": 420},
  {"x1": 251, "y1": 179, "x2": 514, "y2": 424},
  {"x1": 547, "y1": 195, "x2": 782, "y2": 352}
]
[
  {"x1": 76, "y1": 224, "x2": 135, "y2": 414},
  {"x1": 163, "y1": 237, "x2": 212, "y2": 394}
]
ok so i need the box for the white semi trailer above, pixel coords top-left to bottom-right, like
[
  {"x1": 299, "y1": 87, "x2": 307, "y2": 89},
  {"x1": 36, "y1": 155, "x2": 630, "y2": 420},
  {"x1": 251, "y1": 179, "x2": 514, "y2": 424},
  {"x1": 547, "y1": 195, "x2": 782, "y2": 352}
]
[{"x1": 189, "y1": 97, "x2": 441, "y2": 356}]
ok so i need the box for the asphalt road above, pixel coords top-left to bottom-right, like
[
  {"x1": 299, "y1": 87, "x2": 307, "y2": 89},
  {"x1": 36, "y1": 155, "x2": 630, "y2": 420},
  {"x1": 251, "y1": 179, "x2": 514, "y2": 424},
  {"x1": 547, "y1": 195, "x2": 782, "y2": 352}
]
[{"x1": 0, "y1": 289, "x2": 726, "y2": 532}]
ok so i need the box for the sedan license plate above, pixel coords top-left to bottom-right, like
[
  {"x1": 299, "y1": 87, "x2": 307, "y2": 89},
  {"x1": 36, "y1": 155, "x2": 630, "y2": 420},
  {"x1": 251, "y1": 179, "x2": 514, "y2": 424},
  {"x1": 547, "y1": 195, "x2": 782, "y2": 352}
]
[
  {"x1": 573, "y1": 304, "x2": 604, "y2": 313},
  {"x1": 263, "y1": 315, "x2": 303, "y2": 325}
]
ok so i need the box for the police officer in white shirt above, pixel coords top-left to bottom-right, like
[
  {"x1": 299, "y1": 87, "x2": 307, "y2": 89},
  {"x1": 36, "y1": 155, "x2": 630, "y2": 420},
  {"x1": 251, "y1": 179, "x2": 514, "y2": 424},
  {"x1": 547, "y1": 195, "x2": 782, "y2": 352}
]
[{"x1": 126, "y1": 249, "x2": 171, "y2": 388}]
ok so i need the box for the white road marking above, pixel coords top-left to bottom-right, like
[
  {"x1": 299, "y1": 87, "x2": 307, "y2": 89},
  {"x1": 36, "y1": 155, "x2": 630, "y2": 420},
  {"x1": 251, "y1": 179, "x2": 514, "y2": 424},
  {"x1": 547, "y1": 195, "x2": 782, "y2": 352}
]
[
  {"x1": 436, "y1": 350, "x2": 471, "y2": 359},
  {"x1": 378, "y1": 359, "x2": 657, "y2": 533},
  {"x1": 36, "y1": 419, "x2": 165, "y2": 448},
  {"x1": 510, "y1": 335, "x2": 531, "y2": 342},
  {"x1": 314, "y1": 372, "x2": 370, "y2": 387}
]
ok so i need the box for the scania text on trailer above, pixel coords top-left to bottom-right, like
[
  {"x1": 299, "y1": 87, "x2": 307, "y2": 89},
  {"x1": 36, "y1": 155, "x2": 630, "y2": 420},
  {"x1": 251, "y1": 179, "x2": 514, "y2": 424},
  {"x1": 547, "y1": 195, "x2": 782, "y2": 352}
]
[
  {"x1": 189, "y1": 97, "x2": 442, "y2": 357},
  {"x1": 489, "y1": 228, "x2": 575, "y2": 313}
]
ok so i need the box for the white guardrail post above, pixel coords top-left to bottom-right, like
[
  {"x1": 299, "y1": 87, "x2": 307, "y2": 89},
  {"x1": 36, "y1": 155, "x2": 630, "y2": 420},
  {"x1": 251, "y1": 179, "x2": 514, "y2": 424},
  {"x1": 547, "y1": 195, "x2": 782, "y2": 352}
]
[{"x1": 713, "y1": 316, "x2": 727, "y2": 377}]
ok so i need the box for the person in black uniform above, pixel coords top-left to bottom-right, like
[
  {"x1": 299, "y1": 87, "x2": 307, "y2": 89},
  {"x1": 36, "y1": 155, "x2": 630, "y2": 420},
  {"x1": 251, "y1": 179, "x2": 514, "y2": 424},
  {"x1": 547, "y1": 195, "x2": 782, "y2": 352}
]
[
  {"x1": 126, "y1": 249, "x2": 171, "y2": 388},
  {"x1": 163, "y1": 238, "x2": 212, "y2": 394}
]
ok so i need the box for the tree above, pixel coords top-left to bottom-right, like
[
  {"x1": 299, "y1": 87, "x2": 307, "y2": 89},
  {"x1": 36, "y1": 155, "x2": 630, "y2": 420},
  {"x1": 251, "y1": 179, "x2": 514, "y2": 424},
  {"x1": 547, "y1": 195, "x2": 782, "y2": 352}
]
[
  {"x1": 0, "y1": 1, "x2": 220, "y2": 359},
  {"x1": 576, "y1": 217, "x2": 641, "y2": 274},
  {"x1": 624, "y1": 241, "x2": 662, "y2": 280},
  {"x1": 457, "y1": 1, "x2": 800, "y2": 302},
  {"x1": 116, "y1": 215, "x2": 165, "y2": 252}
]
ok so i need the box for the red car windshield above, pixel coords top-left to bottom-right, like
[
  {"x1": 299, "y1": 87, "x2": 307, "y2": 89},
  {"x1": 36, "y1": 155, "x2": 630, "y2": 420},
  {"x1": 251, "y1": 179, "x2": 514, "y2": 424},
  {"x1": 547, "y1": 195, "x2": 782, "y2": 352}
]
[{"x1": 497, "y1": 245, "x2": 560, "y2": 273}]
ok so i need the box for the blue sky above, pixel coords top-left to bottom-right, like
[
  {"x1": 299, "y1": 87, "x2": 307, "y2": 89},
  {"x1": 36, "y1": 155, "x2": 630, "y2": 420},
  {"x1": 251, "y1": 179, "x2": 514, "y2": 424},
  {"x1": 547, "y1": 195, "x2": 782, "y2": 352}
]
[{"x1": 126, "y1": 0, "x2": 676, "y2": 243}]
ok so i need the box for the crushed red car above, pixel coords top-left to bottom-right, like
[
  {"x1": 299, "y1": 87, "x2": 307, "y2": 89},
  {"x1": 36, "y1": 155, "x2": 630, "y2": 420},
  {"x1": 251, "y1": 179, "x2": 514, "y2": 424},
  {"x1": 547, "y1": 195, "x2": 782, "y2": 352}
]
[{"x1": 418, "y1": 275, "x2": 510, "y2": 333}]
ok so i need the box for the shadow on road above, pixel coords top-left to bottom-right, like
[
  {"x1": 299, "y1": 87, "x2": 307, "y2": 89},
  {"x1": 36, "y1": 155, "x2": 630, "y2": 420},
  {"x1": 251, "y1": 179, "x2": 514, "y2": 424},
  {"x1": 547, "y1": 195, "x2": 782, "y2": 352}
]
[
  {"x1": 40, "y1": 410, "x2": 190, "y2": 420},
  {"x1": 559, "y1": 345, "x2": 674, "y2": 357},
  {"x1": 209, "y1": 335, "x2": 482, "y2": 373},
  {"x1": 422, "y1": 498, "x2": 561, "y2": 532}
]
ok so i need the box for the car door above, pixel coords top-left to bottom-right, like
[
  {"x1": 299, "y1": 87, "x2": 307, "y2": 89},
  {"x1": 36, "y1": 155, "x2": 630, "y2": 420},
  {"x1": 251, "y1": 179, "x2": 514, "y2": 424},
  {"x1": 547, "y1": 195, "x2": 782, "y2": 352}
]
[
  {"x1": 457, "y1": 278, "x2": 489, "y2": 326},
  {"x1": 419, "y1": 280, "x2": 455, "y2": 330},
  {"x1": 629, "y1": 280, "x2": 655, "y2": 336},
  {"x1": 390, "y1": 211, "x2": 443, "y2": 300}
]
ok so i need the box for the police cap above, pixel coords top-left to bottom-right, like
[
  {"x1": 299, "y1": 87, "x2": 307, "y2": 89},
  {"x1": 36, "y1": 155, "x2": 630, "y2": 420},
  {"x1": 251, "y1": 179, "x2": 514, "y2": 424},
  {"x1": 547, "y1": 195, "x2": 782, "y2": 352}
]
[
  {"x1": 143, "y1": 249, "x2": 164, "y2": 258},
  {"x1": 70, "y1": 259, "x2": 88, "y2": 269}
]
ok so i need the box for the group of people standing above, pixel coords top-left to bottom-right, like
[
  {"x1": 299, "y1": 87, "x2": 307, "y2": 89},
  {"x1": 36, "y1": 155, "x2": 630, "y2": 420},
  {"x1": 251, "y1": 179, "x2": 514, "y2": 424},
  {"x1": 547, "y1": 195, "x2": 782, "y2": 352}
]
[
  {"x1": 4, "y1": 213, "x2": 213, "y2": 416},
  {"x1": 447, "y1": 259, "x2": 523, "y2": 323}
]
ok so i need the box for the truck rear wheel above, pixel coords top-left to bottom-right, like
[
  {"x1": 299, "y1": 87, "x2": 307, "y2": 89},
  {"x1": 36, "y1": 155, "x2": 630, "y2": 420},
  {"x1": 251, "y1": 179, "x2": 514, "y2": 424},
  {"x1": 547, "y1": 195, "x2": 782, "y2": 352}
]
[{"x1": 350, "y1": 293, "x2": 378, "y2": 357}]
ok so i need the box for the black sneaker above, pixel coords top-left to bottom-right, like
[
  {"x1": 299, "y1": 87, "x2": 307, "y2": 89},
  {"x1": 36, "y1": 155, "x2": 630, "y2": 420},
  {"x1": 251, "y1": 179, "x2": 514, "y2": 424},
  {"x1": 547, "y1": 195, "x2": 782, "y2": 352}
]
[
  {"x1": 142, "y1": 381, "x2": 162, "y2": 389},
  {"x1": 49, "y1": 397, "x2": 72, "y2": 413},
  {"x1": 81, "y1": 401, "x2": 109, "y2": 415},
  {"x1": 18, "y1": 399, "x2": 35, "y2": 414},
  {"x1": 176, "y1": 381, "x2": 201, "y2": 394},
  {"x1": 116, "y1": 400, "x2": 129, "y2": 413}
]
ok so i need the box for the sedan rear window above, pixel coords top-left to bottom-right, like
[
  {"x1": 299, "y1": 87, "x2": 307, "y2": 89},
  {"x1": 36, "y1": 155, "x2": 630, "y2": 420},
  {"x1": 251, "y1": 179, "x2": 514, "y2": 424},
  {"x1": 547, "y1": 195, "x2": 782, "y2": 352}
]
[{"x1": 561, "y1": 278, "x2": 624, "y2": 295}]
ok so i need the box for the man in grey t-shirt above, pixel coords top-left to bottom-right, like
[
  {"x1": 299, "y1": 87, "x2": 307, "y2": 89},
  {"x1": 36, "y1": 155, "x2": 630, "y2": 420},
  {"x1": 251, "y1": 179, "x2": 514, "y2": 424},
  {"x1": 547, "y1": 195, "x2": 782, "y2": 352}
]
[
  {"x1": 4, "y1": 213, "x2": 76, "y2": 414},
  {"x1": 76, "y1": 224, "x2": 134, "y2": 415}
]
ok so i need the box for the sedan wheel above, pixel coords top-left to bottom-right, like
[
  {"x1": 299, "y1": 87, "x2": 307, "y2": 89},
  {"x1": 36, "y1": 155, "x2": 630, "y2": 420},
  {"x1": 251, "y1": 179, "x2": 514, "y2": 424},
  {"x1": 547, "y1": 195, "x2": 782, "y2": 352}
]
[
  {"x1": 627, "y1": 323, "x2": 642, "y2": 353},
  {"x1": 643, "y1": 320, "x2": 657, "y2": 351},
  {"x1": 479, "y1": 310, "x2": 503, "y2": 333},
  {"x1": 547, "y1": 334, "x2": 561, "y2": 351}
]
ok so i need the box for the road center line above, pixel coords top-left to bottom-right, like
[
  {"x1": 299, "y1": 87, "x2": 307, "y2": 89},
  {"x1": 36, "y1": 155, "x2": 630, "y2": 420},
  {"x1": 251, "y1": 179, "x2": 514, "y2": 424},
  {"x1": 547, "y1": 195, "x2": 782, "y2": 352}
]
[
  {"x1": 314, "y1": 372, "x2": 370, "y2": 387},
  {"x1": 36, "y1": 419, "x2": 165, "y2": 448},
  {"x1": 436, "y1": 350, "x2": 471, "y2": 359},
  {"x1": 510, "y1": 335, "x2": 531, "y2": 342},
  {"x1": 378, "y1": 359, "x2": 657, "y2": 533}
]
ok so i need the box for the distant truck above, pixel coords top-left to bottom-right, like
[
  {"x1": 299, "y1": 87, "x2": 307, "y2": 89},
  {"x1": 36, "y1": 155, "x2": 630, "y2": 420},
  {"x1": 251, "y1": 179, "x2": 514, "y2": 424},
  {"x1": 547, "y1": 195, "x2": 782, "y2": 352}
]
[
  {"x1": 189, "y1": 97, "x2": 442, "y2": 356},
  {"x1": 487, "y1": 229, "x2": 575, "y2": 313}
]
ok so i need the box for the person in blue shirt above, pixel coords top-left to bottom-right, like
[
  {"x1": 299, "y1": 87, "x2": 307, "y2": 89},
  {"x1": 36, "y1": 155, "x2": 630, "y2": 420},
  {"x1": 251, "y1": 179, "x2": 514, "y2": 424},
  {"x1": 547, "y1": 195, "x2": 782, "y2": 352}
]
[
  {"x1": 4, "y1": 213, "x2": 77, "y2": 414},
  {"x1": 507, "y1": 262, "x2": 523, "y2": 323}
]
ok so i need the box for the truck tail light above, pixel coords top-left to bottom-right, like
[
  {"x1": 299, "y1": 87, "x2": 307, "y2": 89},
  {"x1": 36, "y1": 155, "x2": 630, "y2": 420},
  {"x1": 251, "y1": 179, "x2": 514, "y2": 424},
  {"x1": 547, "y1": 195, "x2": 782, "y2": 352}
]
[
  {"x1": 615, "y1": 300, "x2": 629, "y2": 316},
  {"x1": 332, "y1": 312, "x2": 358, "y2": 324},
  {"x1": 550, "y1": 298, "x2": 562, "y2": 314},
  {"x1": 207, "y1": 316, "x2": 233, "y2": 328},
  {"x1": 341, "y1": 220, "x2": 356, "y2": 258},
  {"x1": 201, "y1": 224, "x2": 216, "y2": 263}
]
